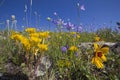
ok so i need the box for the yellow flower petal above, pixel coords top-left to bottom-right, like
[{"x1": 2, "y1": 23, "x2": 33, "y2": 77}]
[
  {"x1": 94, "y1": 43, "x2": 99, "y2": 50},
  {"x1": 96, "y1": 59, "x2": 104, "y2": 68},
  {"x1": 92, "y1": 57, "x2": 95, "y2": 64},
  {"x1": 69, "y1": 46, "x2": 78, "y2": 51},
  {"x1": 101, "y1": 47, "x2": 109, "y2": 55},
  {"x1": 38, "y1": 44, "x2": 48, "y2": 52},
  {"x1": 101, "y1": 54, "x2": 107, "y2": 62},
  {"x1": 92, "y1": 57, "x2": 104, "y2": 68},
  {"x1": 25, "y1": 28, "x2": 36, "y2": 33}
]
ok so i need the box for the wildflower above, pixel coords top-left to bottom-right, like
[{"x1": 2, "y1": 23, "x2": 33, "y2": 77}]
[
  {"x1": 47, "y1": 17, "x2": 51, "y2": 21},
  {"x1": 71, "y1": 32, "x2": 80, "y2": 38},
  {"x1": 92, "y1": 57, "x2": 104, "y2": 68},
  {"x1": 80, "y1": 5, "x2": 85, "y2": 11},
  {"x1": 71, "y1": 32, "x2": 76, "y2": 35},
  {"x1": 77, "y1": 26, "x2": 82, "y2": 33},
  {"x1": 75, "y1": 52, "x2": 79, "y2": 57},
  {"x1": 29, "y1": 32, "x2": 39, "y2": 37},
  {"x1": 11, "y1": 15, "x2": 15, "y2": 20},
  {"x1": 69, "y1": 46, "x2": 78, "y2": 52},
  {"x1": 39, "y1": 31, "x2": 49, "y2": 39},
  {"x1": 65, "y1": 22, "x2": 75, "y2": 31},
  {"x1": 61, "y1": 46, "x2": 67, "y2": 53},
  {"x1": 38, "y1": 44, "x2": 48, "y2": 52},
  {"x1": 21, "y1": 38, "x2": 31, "y2": 51},
  {"x1": 92, "y1": 43, "x2": 109, "y2": 68},
  {"x1": 52, "y1": 19, "x2": 65, "y2": 27},
  {"x1": 30, "y1": 36, "x2": 42, "y2": 44},
  {"x1": 77, "y1": 34, "x2": 80, "y2": 38},
  {"x1": 10, "y1": 32, "x2": 24, "y2": 41},
  {"x1": 53, "y1": 12, "x2": 57, "y2": 16},
  {"x1": 94, "y1": 35, "x2": 101, "y2": 42},
  {"x1": 25, "y1": 28, "x2": 36, "y2": 33}
]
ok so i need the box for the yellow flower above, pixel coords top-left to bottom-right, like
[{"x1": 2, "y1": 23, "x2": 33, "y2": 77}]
[
  {"x1": 71, "y1": 32, "x2": 76, "y2": 35},
  {"x1": 11, "y1": 33, "x2": 25, "y2": 42},
  {"x1": 20, "y1": 37, "x2": 31, "y2": 51},
  {"x1": 92, "y1": 43, "x2": 109, "y2": 68},
  {"x1": 29, "y1": 33, "x2": 39, "y2": 37},
  {"x1": 70, "y1": 32, "x2": 80, "y2": 39},
  {"x1": 39, "y1": 31, "x2": 49, "y2": 39},
  {"x1": 94, "y1": 43, "x2": 109, "y2": 55},
  {"x1": 69, "y1": 46, "x2": 78, "y2": 51},
  {"x1": 25, "y1": 28, "x2": 36, "y2": 33},
  {"x1": 95, "y1": 35, "x2": 100, "y2": 42},
  {"x1": 30, "y1": 37, "x2": 42, "y2": 44},
  {"x1": 77, "y1": 34, "x2": 80, "y2": 38},
  {"x1": 10, "y1": 32, "x2": 31, "y2": 51},
  {"x1": 38, "y1": 44, "x2": 48, "y2": 52}
]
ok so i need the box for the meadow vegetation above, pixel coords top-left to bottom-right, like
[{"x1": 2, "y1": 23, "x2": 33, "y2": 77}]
[{"x1": 0, "y1": 27, "x2": 120, "y2": 80}]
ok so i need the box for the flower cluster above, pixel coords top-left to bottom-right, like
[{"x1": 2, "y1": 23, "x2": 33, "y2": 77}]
[
  {"x1": 11, "y1": 28, "x2": 49, "y2": 55},
  {"x1": 47, "y1": 13, "x2": 82, "y2": 32}
]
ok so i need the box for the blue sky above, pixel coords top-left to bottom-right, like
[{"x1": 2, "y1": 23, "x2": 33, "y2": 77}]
[{"x1": 0, "y1": 0, "x2": 120, "y2": 31}]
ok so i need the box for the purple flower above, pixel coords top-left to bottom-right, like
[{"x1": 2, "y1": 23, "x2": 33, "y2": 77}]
[
  {"x1": 61, "y1": 46, "x2": 67, "y2": 53},
  {"x1": 77, "y1": 26, "x2": 82, "y2": 33},
  {"x1": 80, "y1": 5, "x2": 85, "y2": 11},
  {"x1": 53, "y1": 12, "x2": 57, "y2": 16},
  {"x1": 75, "y1": 52, "x2": 78, "y2": 57},
  {"x1": 52, "y1": 19, "x2": 64, "y2": 26},
  {"x1": 73, "y1": 34, "x2": 77, "y2": 37},
  {"x1": 64, "y1": 22, "x2": 75, "y2": 31}
]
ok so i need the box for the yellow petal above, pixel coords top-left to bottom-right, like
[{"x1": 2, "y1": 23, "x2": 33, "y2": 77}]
[
  {"x1": 96, "y1": 60, "x2": 104, "y2": 68},
  {"x1": 101, "y1": 54, "x2": 107, "y2": 62},
  {"x1": 92, "y1": 57, "x2": 95, "y2": 64},
  {"x1": 94, "y1": 43, "x2": 99, "y2": 50},
  {"x1": 92, "y1": 57, "x2": 104, "y2": 68},
  {"x1": 97, "y1": 57, "x2": 103, "y2": 62},
  {"x1": 101, "y1": 47, "x2": 109, "y2": 55}
]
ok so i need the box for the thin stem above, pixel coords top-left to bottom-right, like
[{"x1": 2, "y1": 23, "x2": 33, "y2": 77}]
[
  {"x1": 77, "y1": 5, "x2": 80, "y2": 25},
  {"x1": 29, "y1": 0, "x2": 32, "y2": 27}
]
